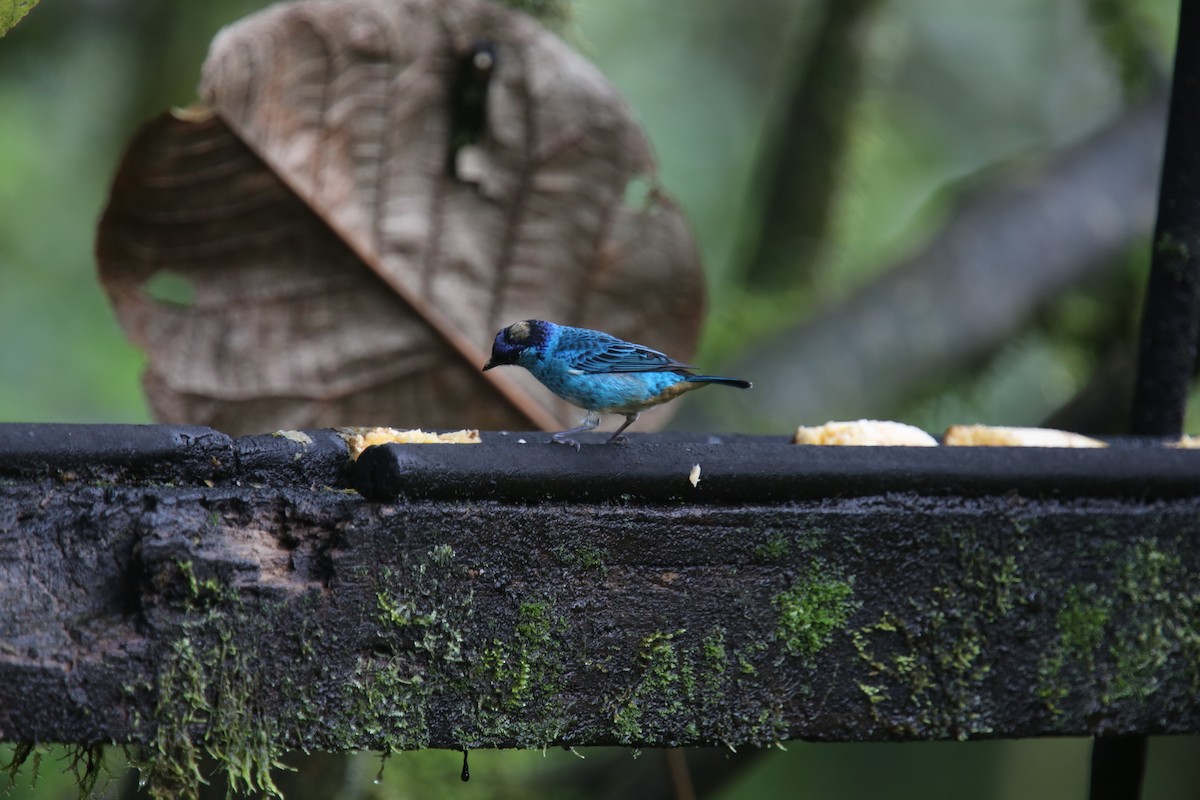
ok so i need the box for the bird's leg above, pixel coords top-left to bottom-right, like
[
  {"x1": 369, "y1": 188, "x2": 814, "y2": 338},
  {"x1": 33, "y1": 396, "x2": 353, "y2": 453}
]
[
  {"x1": 550, "y1": 410, "x2": 600, "y2": 450},
  {"x1": 607, "y1": 413, "x2": 640, "y2": 444}
]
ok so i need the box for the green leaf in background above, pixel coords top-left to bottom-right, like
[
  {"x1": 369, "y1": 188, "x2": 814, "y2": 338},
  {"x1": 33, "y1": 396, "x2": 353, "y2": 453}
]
[{"x1": 0, "y1": 0, "x2": 38, "y2": 37}]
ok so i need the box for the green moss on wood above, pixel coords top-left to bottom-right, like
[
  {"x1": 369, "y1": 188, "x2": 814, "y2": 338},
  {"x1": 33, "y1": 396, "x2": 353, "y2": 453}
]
[
  {"x1": 1106, "y1": 540, "x2": 1200, "y2": 704},
  {"x1": 552, "y1": 542, "x2": 608, "y2": 576},
  {"x1": 468, "y1": 598, "x2": 570, "y2": 748},
  {"x1": 349, "y1": 544, "x2": 469, "y2": 752},
  {"x1": 1036, "y1": 539, "x2": 1200, "y2": 716},
  {"x1": 608, "y1": 625, "x2": 787, "y2": 748},
  {"x1": 754, "y1": 532, "x2": 791, "y2": 561},
  {"x1": 853, "y1": 526, "x2": 1028, "y2": 740},
  {"x1": 702, "y1": 628, "x2": 727, "y2": 673},
  {"x1": 612, "y1": 630, "x2": 694, "y2": 744},
  {"x1": 135, "y1": 560, "x2": 284, "y2": 800},
  {"x1": 754, "y1": 527, "x2": 826, "y2": 562},
  {"x1": 1037, "y1": 584, "x2": 1110, "y2": 714},
  {"x1": 773, "y1": 564, "x2": 857, "y2": 660}
]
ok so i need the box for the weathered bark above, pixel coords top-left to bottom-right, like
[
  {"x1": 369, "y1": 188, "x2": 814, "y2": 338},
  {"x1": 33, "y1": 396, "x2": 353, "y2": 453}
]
[{"x1": 2, "y1": 424, "x2": 1199, "y2": 794}]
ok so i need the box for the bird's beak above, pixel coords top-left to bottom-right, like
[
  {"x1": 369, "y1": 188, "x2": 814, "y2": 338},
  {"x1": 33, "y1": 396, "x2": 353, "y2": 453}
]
[{"x1": 482, "y1": 358, "x2": 497, "y2": 371}]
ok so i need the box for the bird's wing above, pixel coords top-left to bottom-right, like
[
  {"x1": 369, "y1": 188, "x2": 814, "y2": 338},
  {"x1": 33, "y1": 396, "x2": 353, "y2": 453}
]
[{"x1": 556, "y1": 328, "x2": 693, "y2": 374}]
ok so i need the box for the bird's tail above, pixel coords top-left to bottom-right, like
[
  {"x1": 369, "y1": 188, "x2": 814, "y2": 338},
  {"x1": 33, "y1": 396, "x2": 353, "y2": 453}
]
[{"x1": 688, "y1": 375, "x2": 752, "y2": 389}]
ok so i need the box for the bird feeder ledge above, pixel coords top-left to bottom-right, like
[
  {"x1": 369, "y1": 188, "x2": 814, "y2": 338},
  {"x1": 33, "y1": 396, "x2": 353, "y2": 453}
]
[{"x1": 2, "y1": 422, "x2": 1198, "y2": 785}]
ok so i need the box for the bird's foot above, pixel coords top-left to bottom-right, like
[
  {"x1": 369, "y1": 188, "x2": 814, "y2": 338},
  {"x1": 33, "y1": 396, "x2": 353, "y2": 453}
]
[
  {"x1": 607, "y1": 433, "x2": 630, "y2": 445},
  {"x1": 550, "y1": 434, "x2": 581, "y2": 451}
]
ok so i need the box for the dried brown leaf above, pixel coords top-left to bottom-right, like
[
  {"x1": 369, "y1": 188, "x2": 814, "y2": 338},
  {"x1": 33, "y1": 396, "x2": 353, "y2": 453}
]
[{"x1": 97, "y1": 0, "x2": 704, "y2": 435}]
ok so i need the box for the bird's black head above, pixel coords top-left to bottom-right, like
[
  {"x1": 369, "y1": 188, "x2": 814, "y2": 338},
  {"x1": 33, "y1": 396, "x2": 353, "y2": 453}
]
[{"x1": 483, "y1": 319, "x2": 551, "y2": 370}]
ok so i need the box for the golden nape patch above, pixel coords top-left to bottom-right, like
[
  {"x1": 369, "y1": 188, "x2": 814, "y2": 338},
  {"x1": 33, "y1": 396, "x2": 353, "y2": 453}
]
[
  {"x1": 339, "y1": 427, "x2": 481, "y2": 460},
  {"x1": 507, "y1": 320, "x2": 531, "y2": 341}
]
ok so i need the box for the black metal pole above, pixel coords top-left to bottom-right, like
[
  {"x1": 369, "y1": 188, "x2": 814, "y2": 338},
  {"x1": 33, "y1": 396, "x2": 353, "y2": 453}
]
[
  {"x1": 1090, "y1": 736, "x2": 1149, "y2": 800},
  {"x1": 1130, "y1": 1, "x2": 1200, "y2": 437},
  {"x1": 1094, "y1": 3, "x2": 1200, "y2": 799}
]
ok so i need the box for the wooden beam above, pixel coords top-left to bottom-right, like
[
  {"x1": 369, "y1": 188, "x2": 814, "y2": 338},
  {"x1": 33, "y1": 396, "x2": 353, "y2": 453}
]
[{"x1": 1, "y1": 424, "x2": 1198, "y2": 791}]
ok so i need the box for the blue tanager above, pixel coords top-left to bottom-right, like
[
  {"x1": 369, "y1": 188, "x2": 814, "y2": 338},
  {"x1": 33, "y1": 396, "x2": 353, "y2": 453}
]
[{"x1": 483, "y1": 319, "x2": 751, "y2": 448}]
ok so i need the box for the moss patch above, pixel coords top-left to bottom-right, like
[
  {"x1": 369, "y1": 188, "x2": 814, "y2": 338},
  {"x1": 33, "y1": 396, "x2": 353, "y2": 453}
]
[
  {"x1": 1037, "y1": 584, "x2": 1111, "y2": 713},
  {"x1": 345, "y1": 543, "x2": 468, "y2": 752},
  {"x1": 467, "y1": 598, "x2": 570, "y2": 748},
  {"x1": 1106, "y1": 540, "x2": 1200, "y2": 704},
  {"x1": 1035, "y1": 539, "x2": 1200, "y2": 716},
  {"x1": 613, "y1": 630, "x2": 696, "y2": 744},
  {"x1": 754, "y1": 527, "x2": 826, "y2": 562},
  {"x1": 773, "y1": 564, "x2": 857, "y2": 661},
  {"x1": 552, "y1": 542, "x2": 608, "y2": 576},
  {"x1": 754, "y1": 531, "x2": 791, "y2": 561},
  {"x1": 133, "y1": 560, "x2": 285, "y2": 800},
  {"x1": 608, "y1": 626, "x2": 786, "y2": 748},
  {"x1": 605, "y1": 551, "x2": 856, "y2": 748},
  {"x1": 853, "y1": 526, "x2": 1027, "y2": 739}
]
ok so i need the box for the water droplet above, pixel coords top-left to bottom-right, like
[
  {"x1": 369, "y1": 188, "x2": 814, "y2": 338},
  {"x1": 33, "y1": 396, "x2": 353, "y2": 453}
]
[
  {"x1": 461, "y1": 749, "x2": 470, "y2": 782},
  {"x1": 375, "y1": 751, "x2": 388, "y2": 785}
]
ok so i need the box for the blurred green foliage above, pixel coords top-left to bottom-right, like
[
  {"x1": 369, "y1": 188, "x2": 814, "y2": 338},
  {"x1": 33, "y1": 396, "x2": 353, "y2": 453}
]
[
  {"x1": 2, "y1": 0, "x2": 1200, "y2": 798},
  {"x1": 6, "y1": 738, "x2": 1200, "y2": 799}
]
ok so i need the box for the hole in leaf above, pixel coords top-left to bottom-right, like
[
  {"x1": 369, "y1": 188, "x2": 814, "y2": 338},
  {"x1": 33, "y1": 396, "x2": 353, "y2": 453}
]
[
  {"x1": 142, "y1": 270, "x2": 196, "y2": 308},
  {"x1": 623, "y1": 174, "x2": 656, "y2": 211}
]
